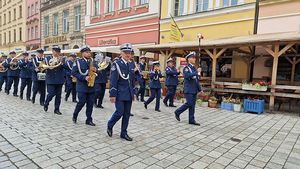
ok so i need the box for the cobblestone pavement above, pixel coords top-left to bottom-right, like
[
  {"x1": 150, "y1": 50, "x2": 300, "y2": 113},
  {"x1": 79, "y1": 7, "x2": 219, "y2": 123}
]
[{"x1": 0, "y1": 91, "x2": 300, "y2": 169}]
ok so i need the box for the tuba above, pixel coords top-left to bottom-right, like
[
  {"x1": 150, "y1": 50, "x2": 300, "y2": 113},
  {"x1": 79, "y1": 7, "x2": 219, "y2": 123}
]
[
  {"x1": 0, "y1": 61, "x2": 8, "y2": 73},
  {"x1": 98, "y1": 59, "x2": 110, "y2": 71},
  {"x1": 10, "y1": 53, "x2": 23, "y2": 70},
  {"x1": 39, "y1": 56, "x2": 62, "y2": 71}
]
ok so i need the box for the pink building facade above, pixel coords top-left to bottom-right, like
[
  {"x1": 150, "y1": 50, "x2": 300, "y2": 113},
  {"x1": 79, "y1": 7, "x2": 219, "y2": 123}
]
[
  {"x1": 85, "y1": 0, "x2": 160, "y2": 57},
  {"x1": 25, "y1": 0, "x2": 40, "y2": 50},
  {"x1": 253, "y1": 0, "x2": 300, "y2": 81}
]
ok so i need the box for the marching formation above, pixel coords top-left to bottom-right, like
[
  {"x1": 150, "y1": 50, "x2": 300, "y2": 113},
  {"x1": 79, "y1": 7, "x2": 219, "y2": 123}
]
[{"x1": 0, "y1": 43, "x2": 203, "y2": 141}]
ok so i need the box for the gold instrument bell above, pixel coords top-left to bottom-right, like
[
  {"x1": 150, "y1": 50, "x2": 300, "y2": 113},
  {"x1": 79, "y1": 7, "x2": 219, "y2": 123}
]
[{"x1": 39, "y1": 57, "x2": 62, "y2": 71}]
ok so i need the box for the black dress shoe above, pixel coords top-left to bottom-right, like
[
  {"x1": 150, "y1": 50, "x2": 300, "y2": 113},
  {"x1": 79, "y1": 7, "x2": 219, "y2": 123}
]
[
  {"x1": 13, "y1": 94, "x2": 18, "y2": 97},
  {"x1": 86, "y1": 121, "x2": 96, "y2": 126},
  {"x1": 141, "y1": 99, "x2": 145, "y2": 102},
  {"x1": 64, "y1": 97, "x2": 68, "y2": 101},
  {"x1": 155, "y1": 110, "x2": 161, "y2": 112},
  {"x1": 54, "y1": 110, "x2": 62, "y2": 115},
  {"x1": 20, "y1": 95, "x2": 23, "y2": 100},
  {"x1": 44, "y1": 105, "x2": 48, "y2": 112},
  {"x1": 40, "y1": 102, "x2": 44, "y2": 106},
  {"x1": 130, "y1": 114, "x2": 134, "y2": 116},
  {"x1": 144, "y1": 103, "x2": 147, "y2": 109},
  {"x1": 72, "y1": 100, "x2": 77, "y2": 103},
  {"x1": 26, "y1": 98, "x2": 31, "y2": 101},
  {"x1": 99, "y1": 105, "x2": 104, "y2": 109},
  {"x1": 163, "y1": 101, "x2": 168, "y2": 107},
  {"x1": 189, "y1": 122, "x2": 200, "y2": 126},
  {"x1": 31, "y1": 99, "x2": 35, "y2": 104},
  {"x1": 169, "y1": 105, "x2": 177, "y2": 107},
  {"x1": 175, "y1": 112, "x2": 180, "y2": 121},
  {"x1": 72, "y1": 117, "x2": 77, "y2": 124},
  {"x1": 107, "y1": 127, "x2": 113, "y2": 137},
  {"x1": 121, "y1": 134, "x2": 133, "y2": 141}
]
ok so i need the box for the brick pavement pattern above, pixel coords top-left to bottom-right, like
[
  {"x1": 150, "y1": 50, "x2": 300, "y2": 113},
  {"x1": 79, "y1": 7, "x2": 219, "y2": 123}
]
[{"x1": 0, "y1": 91, "x2": 300, "y2": 169}]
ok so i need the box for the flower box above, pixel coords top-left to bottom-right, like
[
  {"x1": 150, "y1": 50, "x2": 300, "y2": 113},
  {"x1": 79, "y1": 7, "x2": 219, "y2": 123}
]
[
  {"x1": 242, "y1": 84, "x2": 268, "y2": 91},
  {"x1": 233, "y1": 104, "x2": 242, "y2": 112},
  {"x1": 201, "y1": 102, "x2": 209, "y2": 107},
  {"x1": 243, "y1": 99, "x2": 265, "y2": 114},
  {"x1": 221, "y1": 102, "x2": 233, "y2": 111}
]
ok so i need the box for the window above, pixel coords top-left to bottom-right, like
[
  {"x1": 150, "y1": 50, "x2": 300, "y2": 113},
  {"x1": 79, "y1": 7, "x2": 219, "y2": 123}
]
[
  {"x1": 44, "y1": 46, "x2": 49, "y2": 51},
  {"x1": 0, "y1": 0, "x2": 2, "y2": 8},
  {"x1": 74, "y1": 6, "x2": 81, "y2": 31},
  {"x1": 35, "y1": 2, "x2": 38, "y2": 13},
  {"x1": 62, "y1": 44, "x2": 69, "y2": 50},
  {"x1": 13, "y1": 29, "x2": 16, "y2": 42},
  {"x1": 28, "y1": 6, "x2": 30, "y2": 17},
  {"x1": 8, "y1": 31, "x2": 11, "y2": 43},
  {"x1": 8, "y1": 11, "x2": 11, "y2": 22},
  {"x1": 19, "y1": 27, "x2": 22, "y2": 41},
  {"x1": 196, "y1": 0, "x2": 209, "y2": 12},
  {"x1": 35, "y1": 26, "x2": 38, "y2": 38},
  {"x1": 4, "y1": 14, "x2": 6, "y2": 24},
  {"x1": 28, "y1": 28, "x2": 30, "y2": 40},
  {"x1": 31, "y1": 27, "x2": 34, "y2": 39},
  {"x1": 94, "y1": 0, "x2": 100, "y2": 16},
  {"x1": 19, "y1": 5, "x2": 22, "y2": 18},
  {"x1": 44, "y1": 16, "x2": 49, "y2": 37},
  {"x1": 31, "y1": 4, "x2": 34, "y2": 15},
  {"x1": 0, "y1": 34, "x2": 2, "y2": 45},
  {"x1": 138, "y1": 0, "x2": 148, "y2": 5},
  {"x1": 4, "y1": 32, "x2": 6, "y2": 44},
  {"x1": 53, "y1": 14, "x2": 58, "y2": 35},
  {"x1": 174, "y1": 0, "x2": 185, "y2": 16},
  {"x1": 13, "y1": 8, "x2": 16, "y2": 20},
  {"x1": 223, "y1": 0, "x2": 239, "y2": 7},
  {"x1": 106, "y1": 0, "x2": 114, "y2": 12},
  {"x1": 0, "y1": 16, "x2": 1, "y2": 26},
  {"x1": 63, "y1": 10, "x2": 69, "y2": 33},
  {"x1": 120, "y1": 0, "x2": 129, "y2": 9}
]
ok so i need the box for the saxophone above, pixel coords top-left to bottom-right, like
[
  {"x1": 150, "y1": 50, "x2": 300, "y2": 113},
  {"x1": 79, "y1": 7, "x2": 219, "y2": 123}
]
[{"x1": 87, "y1": 59, "x2": 97, "y2": 87}]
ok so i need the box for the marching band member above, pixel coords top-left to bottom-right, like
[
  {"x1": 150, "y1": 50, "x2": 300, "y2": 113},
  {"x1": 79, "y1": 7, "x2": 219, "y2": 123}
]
[
  {"x1": 94, "y1": 54, "x2": 110, "y2": 109},
  {"x1": 163, "y1": 58, "x2": 180, "y2": 107},
  {"x1": 0, "y1": 55, "x2": 8, "y2": 92},
  {"x1": 135, "y1": 55, "x2": 146, "y2": 102},
  {"x1": 174, "y1": 52, "x2": 202, "y2": 126},
  {"x1": 19, "y1": 52, "x2": 32, "y2": 101},
  {"x1": 144, "y1": 61, "x2": 162, "y2": 112},
  {"x1": 64, "y1": 53, "x2": 77, "y2": 103},
  {"x1": 43, "y1": 46, "x2": 65, "y2": 115},
  {"x1": 107, "y1": 43, "x2": 135, "y2": 141},
  {"x1": 30, "y1": 49, "x2": 46, "y2": 106},
  {"x1": 3, "y1": 51, "x2": 20, "y2": 96},
  {"x1": 72, "y1": 46, "x2": 96, "y2": 126}
]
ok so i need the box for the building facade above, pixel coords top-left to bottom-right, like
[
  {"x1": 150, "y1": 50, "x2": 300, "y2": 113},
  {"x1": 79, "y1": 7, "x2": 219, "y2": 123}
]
[
  {"x1": 85, "y1": 0, "x2": 160, "y2": 57},
  {"x1": 0, "y1": 0, "x2": 26, "y2": 53},
  {"x1": 40, "y1": 0, "x2": 86, "y2": 51},
  {"x1": 253, "y1": 0, "x2": 300, "y2": 81},
  {"x1": 160, "y1": 0, "x2": 256, "y2": 79},
  {"x1": 26, "y1": 0, "x2": 41, "y2": 50}
]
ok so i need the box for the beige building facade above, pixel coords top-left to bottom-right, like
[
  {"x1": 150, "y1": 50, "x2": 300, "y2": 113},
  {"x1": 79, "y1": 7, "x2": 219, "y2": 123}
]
[
  {"x1": 40, "y1": 0, "x2": 86, "y2": 51},
  {"x1": 0, "y1": 0, "x2": 26, "y2": 54}
]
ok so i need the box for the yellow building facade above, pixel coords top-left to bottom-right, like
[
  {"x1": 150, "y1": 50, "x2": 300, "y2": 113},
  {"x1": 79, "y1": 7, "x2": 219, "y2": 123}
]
[
  {"x1": 0, "y1": 0, "x2": 26, "y2": 54},
  {"x1": 160, "y1": 0, "x2": 257, "y2": 79}
]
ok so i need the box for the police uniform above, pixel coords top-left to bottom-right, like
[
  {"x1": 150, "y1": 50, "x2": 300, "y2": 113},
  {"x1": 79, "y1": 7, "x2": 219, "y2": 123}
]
[
  {"x1": 3, "y1": 51, "x2": 20, "y2": 96},
  {"x1": 163, "y1": 58, "x2": 179, "y2": 107},
  {"x1": 0, "y1": 55, "x2": 8, "y2": 92},
  {"x1": 144, "y1": 61, "x2": 162, "y2": 112},
  {"x1": 30, "y1": 49, "x2": 46, "y2": 106},
  {"x1": 135, "y1": 56, "x2": 146, "y2": 102},
  {"x1": 94, "y1": 56, "x2": 110, "y2": 108},
  {"x1": 64, "y1": 53, "x2": 77, "y2": 102},
  {"x1": 72, "y1": 46, "x2": 96, "y2": 126},
  {"x1": 19, "y1": 52, "x2": 32, "y2": 100},
  {"x1": 44, "y1": 46, "x2": 65, "y2": 115},
  {"x1": 175, "y1": 52, "x2": 201, "y2": 126},
  {"x1": 107, "y1": 43, "x2": 135, "y2": 141}
]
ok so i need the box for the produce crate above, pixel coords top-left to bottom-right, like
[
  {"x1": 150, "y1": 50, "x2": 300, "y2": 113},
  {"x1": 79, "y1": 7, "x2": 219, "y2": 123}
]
[
  {"x1": 243, "y1": 99, "x2": 265, "y2": 114},
  {"x1": 221, "y1": 102, "x2": 233, "y2": 111}
]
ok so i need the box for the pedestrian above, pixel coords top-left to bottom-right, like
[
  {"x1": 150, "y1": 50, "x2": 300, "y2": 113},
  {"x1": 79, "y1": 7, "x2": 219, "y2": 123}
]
[
  {"x1": 107, "y1": 43, "x2": 135, "y2": 141},
  {"x1": 19, "y1": 52, "x2": 32, "y2": 101},
  {"x1": 3, "y1": 51, "x2": 20, "y2": 96},
  {"x1": 64, "y1": 53, "x2": 77, "y2": 103},
  {"x1": 174, "y1": 52, "x2": 202, "y2": 126},
  {"x1": 144, "y1": 61, "x2": 162, "y2": 112}
]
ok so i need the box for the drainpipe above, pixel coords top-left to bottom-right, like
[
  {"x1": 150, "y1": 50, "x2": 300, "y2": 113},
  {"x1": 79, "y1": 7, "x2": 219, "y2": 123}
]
[{"x1": 250, "y1": 0, "x2": 260, "y2": 81}]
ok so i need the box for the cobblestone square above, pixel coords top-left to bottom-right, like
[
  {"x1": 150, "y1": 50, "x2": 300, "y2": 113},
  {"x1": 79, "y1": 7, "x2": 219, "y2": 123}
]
[{"x1": 0, "y1": 91, "x2": 300, "y2": 169}]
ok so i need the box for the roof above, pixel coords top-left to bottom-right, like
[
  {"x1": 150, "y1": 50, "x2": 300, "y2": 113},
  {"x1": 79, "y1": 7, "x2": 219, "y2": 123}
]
[{"x1": 139, "y1": 32, "x2": 300, "y2": 52}]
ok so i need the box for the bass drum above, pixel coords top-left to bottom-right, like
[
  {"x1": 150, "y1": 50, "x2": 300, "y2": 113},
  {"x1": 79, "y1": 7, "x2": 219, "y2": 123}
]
[{"x1": 37, "y1": 72, "x2": 46, "y2": 81}]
